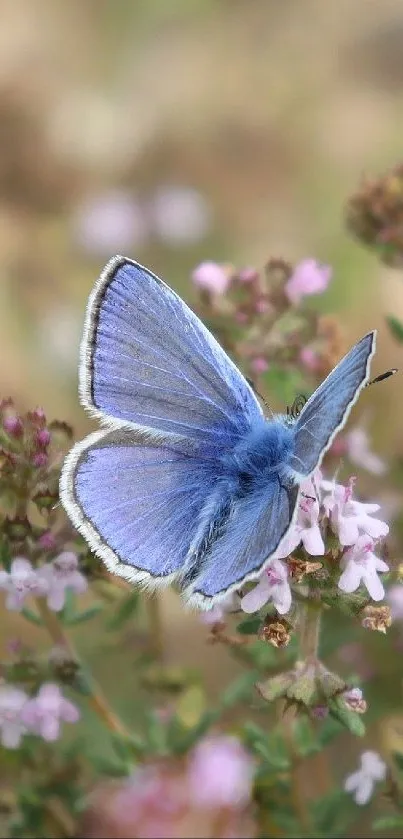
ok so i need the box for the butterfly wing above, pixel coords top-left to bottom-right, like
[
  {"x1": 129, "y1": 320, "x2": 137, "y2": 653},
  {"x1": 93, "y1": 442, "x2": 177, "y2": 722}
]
[
  {"x1": 60, "y1": 428, "x2": 223, "y2": 587},
  {"x1": 80, "y1": 256, "x2": 262, "y2": 450},
  {"x1": 183, "y1": 477, "x2": 299, "y2": 606},
  {"x1": 289, "y1": 331, "x2": 376, "y2": 477}
]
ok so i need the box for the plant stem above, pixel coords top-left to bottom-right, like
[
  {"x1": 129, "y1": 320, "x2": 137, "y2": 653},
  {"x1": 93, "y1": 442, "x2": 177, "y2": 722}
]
[
  {"x1": 146, "y1": 592, "x2": 164, "y2": 662},
  {"x1": 298, "y1": 598, "x2": 321, "y2": 662},
  {"x1": 35, "y1": 598, "x2": 128, "y2": 737}
]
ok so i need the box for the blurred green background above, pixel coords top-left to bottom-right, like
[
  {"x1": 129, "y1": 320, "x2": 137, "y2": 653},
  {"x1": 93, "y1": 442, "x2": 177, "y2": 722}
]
[{"x1": 1, "y1": 0, "x2": 403, "y2": 805}]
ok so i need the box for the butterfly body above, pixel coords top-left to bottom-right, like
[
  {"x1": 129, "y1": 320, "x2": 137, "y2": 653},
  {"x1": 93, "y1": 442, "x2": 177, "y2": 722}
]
[{"x1": 60, "y1": 255, "x2": 376, "y2": 609}]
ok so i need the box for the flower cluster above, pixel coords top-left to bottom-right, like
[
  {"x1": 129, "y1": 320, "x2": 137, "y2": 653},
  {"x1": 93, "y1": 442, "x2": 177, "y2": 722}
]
[
  {"x1": 204, "y1": 471, "x2": 389, "y2": 621},
  {"x1": 346, "y1": 162, "x2": 403, "y2": 268},
  {"x1": 191, "y1": 257, "x2": 339, "y2": 381},
  {"x1": 0, "y1": 553, "x2": 87, "y2": 612},
  {"x1": 0, "y1": 682, "x2": 79, "y2": 748},
  {"x1": 79, "y1": 735, "x2": 255, "y2": 839}
]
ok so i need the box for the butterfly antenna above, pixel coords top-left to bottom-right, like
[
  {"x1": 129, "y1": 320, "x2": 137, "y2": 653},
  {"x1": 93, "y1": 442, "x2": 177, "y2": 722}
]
[
  {"x1": 246, "y1": 377, "x2": 274, "y2": 417},
  {"x1": 366, "y1": 368, "x2": 398, "y2": 387}
]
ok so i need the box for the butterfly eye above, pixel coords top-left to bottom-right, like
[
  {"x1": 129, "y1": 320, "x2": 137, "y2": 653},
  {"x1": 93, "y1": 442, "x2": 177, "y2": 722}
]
[{"x1": 289, "y1": 394, "x2": 307, "y2": 419}]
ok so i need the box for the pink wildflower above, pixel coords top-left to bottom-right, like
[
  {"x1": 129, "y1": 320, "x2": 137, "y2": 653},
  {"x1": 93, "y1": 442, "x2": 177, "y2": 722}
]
[
  {"x1": 285, "y1": 259, "x2": 332, "y2": 306},
  {"x1": 241, "y1": 558, "x2": 291, "y2": 614},
  {"x1": 0, "y1": 558, "x2": 47, "y2": 611},
  {"x1": 21, "y1": 683, "x2": 79, "y2": 741},
  {"x1": 38, "y1": 552, "x2": 87, "y2": 611},
  {"x1": 338, "y1": 536, "x2": 389, "y2": 601},
  {"x1": 192, "y1": 261, "x2": 230, "y2": 294},
  {"x1": 188, "y1": 736, "x2": 255, "y2": 808}
]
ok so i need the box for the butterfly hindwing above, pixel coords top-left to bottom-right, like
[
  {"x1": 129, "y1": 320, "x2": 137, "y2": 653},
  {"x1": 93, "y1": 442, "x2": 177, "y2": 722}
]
[
  {"x1": 290, "y1": 331, "x2": 376, "y2": 477},
  {"x1": 60, "y1": 428, "x2": 223, "y2": 587},
  {"x1": 81, "y1": 256, "x2": 262, "y2": 451},
  {"x1": 184, "y1": 477, "x2": 300, "y2": 605}
]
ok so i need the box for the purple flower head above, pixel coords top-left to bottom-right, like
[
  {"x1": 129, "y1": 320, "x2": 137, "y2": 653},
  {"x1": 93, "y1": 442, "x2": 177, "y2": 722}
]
[
  {"x1": 322, "y1": 477, "x2": 389, "y2": 546},
  {"x1": 192, "y1": 261, "x2": 230, "y2": 295},
  {"x1": 0, "y1": 685, "x2": 28, "y2": 748},
  {"x1": 35, "y1": 428, "x2": 51, "y2": 448},
  {"x1": 0, "y1": 558, "x2": 48, "y2": 611},
  {"x1": 21, "y1": 683, "x2": 79, "y2": 742},
  {"x1": 3, "y1": 414, "x2": 23, "y2": 438},
  {"x1": 344, "y1": 751, "x2": 386, "y2": 805},
  {"x1": 188, "y1": 736, "x2": 255, "y2": 808},
  {"x1": 38, "y1": 552, "x2": 87, "y2": 612},
  {"x1": 241, "y1": 558, "x2": 291, "y2": 614},
  {"x1": 285, "y1": 259, "x2": 332, "y2": 306},
  {"x1": 338, "y1": 535, "x2": 389, "y2": 601}
]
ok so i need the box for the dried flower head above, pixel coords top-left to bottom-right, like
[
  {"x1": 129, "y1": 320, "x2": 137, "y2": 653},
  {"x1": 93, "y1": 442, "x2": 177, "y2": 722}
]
[
  {"x1": 258, "y1": 616, "x2": 291, "y2": 648},
  {"x1": 361, "y1": 604, "x2": 392, "y2": 634}
]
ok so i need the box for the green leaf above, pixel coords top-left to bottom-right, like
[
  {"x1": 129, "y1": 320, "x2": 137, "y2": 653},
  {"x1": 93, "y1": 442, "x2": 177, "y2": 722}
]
[
  {"x1": 236, "y1": 616, "x2": 261, "y2": 635},
  {"x1": 65, "y1": 604, "x2": 103, "y2": 625},
  {"x1": 328, "y1": 697, "x2": 366, "y2": 736},
  {"x1": 21, "y1": 607, "x2": 42, "y2": 625},
  {"x1": 106, "y1": 590, "x2": 140, "y2": 630},
  {"x1": 386, "y1": 314, "x2": 403, "y2": 343}
]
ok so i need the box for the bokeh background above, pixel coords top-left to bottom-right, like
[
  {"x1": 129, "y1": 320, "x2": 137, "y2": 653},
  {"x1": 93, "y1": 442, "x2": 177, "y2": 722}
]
[{"x1": 1, "y1": 0, "x2": 403, "y2": 828}]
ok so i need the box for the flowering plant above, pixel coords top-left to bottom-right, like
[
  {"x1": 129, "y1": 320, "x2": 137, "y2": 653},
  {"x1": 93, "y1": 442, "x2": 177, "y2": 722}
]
[{"x1": 0, "y1": 253, "x2": 402, "y2": 839}]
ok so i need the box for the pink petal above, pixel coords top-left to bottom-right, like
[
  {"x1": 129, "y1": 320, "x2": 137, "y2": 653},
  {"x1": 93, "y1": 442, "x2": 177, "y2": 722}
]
[
  {"x1": 336, "y1": 515, "x2": 360, "y2": 546},
  {"x1": 46, "y1": 585, "x2": 66, "y2": 612},
  {"x1": 10, "y1": 558, "x2": 33, "y2": 576},
  {"x1": 301, "y1": 525, "x2": 325, "y2": 556},
  {"x1": 273, "y1": 584, "x2": 292, "y2": 615},
  {"x1": 359, "y1": 517, "x2": 389, "y2": 540},
  {"x1": 338, "y1": 563, "x2": 362, "y2": 594},
  {"x1": 344, "y1": 770, "x2": 361, "y2": 793},
  {"x1": 241, "y1": 578, "x2": 270, "y2": 613},
  {"x1": 40, "y1": 716, "x2": 60, "y2": 742},
  {"x1": 354, "y1": 777, "x2": 374, "y2": 806},
  {"x1": 362, "y1": 569, "x2": 385, "y2": 602}
]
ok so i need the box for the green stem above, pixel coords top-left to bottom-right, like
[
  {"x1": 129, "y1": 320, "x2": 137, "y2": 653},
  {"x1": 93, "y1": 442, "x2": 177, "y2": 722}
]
[
  {"x1": 35, "y1": 598, "x2": 128, "y2": 737},
  {"x1": 298, "y1": 599, "x2": 321, "y2": 662}
]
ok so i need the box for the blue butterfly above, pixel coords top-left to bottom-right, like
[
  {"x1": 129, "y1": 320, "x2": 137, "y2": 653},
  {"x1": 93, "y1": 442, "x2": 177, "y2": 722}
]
[{"x1": 60, "y1": 256, "x2": 376, "y2": 609}]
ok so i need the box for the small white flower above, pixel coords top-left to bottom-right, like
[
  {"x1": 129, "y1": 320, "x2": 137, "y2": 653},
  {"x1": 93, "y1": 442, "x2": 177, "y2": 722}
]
[
  {"x1": 322, "y1": 477, "x2": 389, "y2": 546},
  {"x1": 338, "y1": 536, "x2": 389, "y2": 601},
  {"x1": 0, "y1": 558, "x2": 48, "y2": 611},
  {"x1": 241, "y1": 559, "x2": 291, "y2": 615},
  {"x1": 344, "y1": 751, "x2": 386, "y2": 805},
  {"x1": 38, "y1": 552, "x2": 87, "y2": 612}
]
